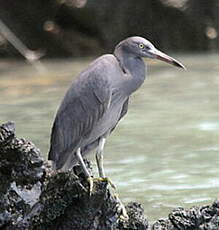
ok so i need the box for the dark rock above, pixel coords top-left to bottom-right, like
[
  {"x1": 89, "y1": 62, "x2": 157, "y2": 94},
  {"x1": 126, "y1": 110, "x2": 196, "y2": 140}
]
[
  {"x1": 0, "y1": 121, "x2": 148, "y2": 230},
  {"x1": 1, "y1": 121, "x2": 219, "y2": 230},
  {"x1": 152, "y1": 200, "x2": 219, "y2": 230},
  {"x1": 0, "y1": 121, "x2": 46, "y2": 229},
  {"x1": 119, "y1": 202, "x2": 148, "y2": 230}
]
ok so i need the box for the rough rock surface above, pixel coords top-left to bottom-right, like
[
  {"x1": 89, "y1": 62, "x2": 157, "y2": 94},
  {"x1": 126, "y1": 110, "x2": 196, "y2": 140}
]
[
  {"x1": 0, "y1": 121, "x2": 219, "y2": 230},
  {"x1": 0, "y1": 122, "x2": 148, "y2": 230},
  {"x1": 153, "y1": 200, "x2": 219, "y2": 230}
]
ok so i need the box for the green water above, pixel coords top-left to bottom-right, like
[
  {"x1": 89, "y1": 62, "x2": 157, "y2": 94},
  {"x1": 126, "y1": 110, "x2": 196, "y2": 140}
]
[{"x1": 1, "y1": 54, "x2": 219, "y2": 221}]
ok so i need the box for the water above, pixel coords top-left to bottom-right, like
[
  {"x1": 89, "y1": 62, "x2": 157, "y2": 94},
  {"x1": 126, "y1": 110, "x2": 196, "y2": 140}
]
[{"x1": 1, "y1": 54, "x2": 219, "y2": 221}]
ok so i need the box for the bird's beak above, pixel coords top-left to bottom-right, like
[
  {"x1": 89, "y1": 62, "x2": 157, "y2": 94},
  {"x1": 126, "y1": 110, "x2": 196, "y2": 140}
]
[{"x1": 152, "y1": 49, "x2": 186, "y2": 70}]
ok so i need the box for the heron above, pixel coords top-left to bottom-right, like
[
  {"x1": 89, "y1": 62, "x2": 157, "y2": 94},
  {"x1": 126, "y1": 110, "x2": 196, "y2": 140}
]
[{"x1": 48, "y1": 36, "x2": 185, "y2": 193}]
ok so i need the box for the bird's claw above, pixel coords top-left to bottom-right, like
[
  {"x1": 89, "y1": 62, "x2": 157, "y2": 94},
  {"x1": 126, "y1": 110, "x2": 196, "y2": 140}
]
[
  {"x1": 87, "y1": 176, "x2": 94, "y2": 195},
  {"x1": 71, "y1": 173, "x2": 88, "y2": 192},
  {"x1": 116, "y1": 203, "x2": 129, "y2": 221},
  {"x1": 95, "y1": 177, "x2": 116, "y2": 190},
  {"x1": 114, "y1": 193, "x2": 129, "y2": 221},
  {"x1": 87, "y1": 177, "x2": 116, "y2": 195},
  {"x1": 87, "y1": 177, "x2": 128, "y2": 220},
  {"x1": 78, "y1": 181, "x2": 88, "y2": 192},
  {"x1": 106, "y1": 177, "x2": 117, "y2": 190}
]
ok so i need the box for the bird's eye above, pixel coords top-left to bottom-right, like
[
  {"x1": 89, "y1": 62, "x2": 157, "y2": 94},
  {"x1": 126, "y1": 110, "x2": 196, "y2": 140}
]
[{"x1": 139, "y1": 43, "x2": 144, "y2": 49}]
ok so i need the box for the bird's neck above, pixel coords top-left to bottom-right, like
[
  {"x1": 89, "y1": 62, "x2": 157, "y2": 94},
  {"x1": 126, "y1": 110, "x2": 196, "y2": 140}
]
[{"x1": 114, "y1": 48, "x2": 146, "y2": 94}]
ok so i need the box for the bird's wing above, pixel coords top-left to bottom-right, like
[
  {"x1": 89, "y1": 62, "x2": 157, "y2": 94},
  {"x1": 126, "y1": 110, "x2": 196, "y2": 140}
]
[
  {"x1": 119, "y1": 97, "x2": 129, "y2": 120},
  {"x1": 110, "y1": 97, "x2": 129, "y2": 133},
  {"x1": 48, "y1": 64, "x2": 112, "y2": 169}
]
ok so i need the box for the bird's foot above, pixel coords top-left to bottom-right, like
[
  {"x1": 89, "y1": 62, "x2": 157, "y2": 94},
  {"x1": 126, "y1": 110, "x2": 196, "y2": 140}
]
[
  {"x1": 93, "y1": 177, "x2": 116, "y2": 190},
  {"x1": 114, "y1": 193, "x2": 129, "y2": 221},
  {"x1": 87, "y1": 177, "x2": 116, "y2": 195},
  {"x1": 87, "y1": 176, "x2": 94, "y2": 195}
]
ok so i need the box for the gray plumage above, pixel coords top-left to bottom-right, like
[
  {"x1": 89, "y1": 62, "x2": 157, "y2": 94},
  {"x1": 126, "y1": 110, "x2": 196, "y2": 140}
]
[{"x1": 48, "y1": 36, "x2": 185, "y2": 172}]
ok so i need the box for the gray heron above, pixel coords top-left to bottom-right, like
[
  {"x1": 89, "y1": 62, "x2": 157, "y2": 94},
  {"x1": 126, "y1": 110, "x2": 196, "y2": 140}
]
[{"x1": 48, "y1": 36, "x2": 185, "y2": 192}]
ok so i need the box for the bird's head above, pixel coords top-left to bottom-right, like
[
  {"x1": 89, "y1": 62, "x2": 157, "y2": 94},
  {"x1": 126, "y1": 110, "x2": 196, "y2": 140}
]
[{"x1": 115, "y1": 36, "x2": 185, "y2": 69}]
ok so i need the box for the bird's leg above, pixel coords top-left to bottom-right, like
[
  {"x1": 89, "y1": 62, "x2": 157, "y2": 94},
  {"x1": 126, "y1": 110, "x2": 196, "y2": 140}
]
[
  {"x1": 75, "y1": 147, "x2": 93, "y2": 194},
  {"x1": 95, "y1": 139, "x2": 127, "y2": 219},
  {"x1": 95, "y1": 137, "x2": 116, "y2": 190},
  {"x1": 95, "y1": 140, "x2": 127, "y2": 219},
  {"x1": 96, "y1": 137, "x2": 106, "y2": 178}
]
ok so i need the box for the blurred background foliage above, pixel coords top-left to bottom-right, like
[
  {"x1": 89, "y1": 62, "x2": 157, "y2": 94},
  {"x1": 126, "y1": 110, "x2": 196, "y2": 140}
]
[{"x1": 0, "y1": 0, "x2": 218, "y2": 58}]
